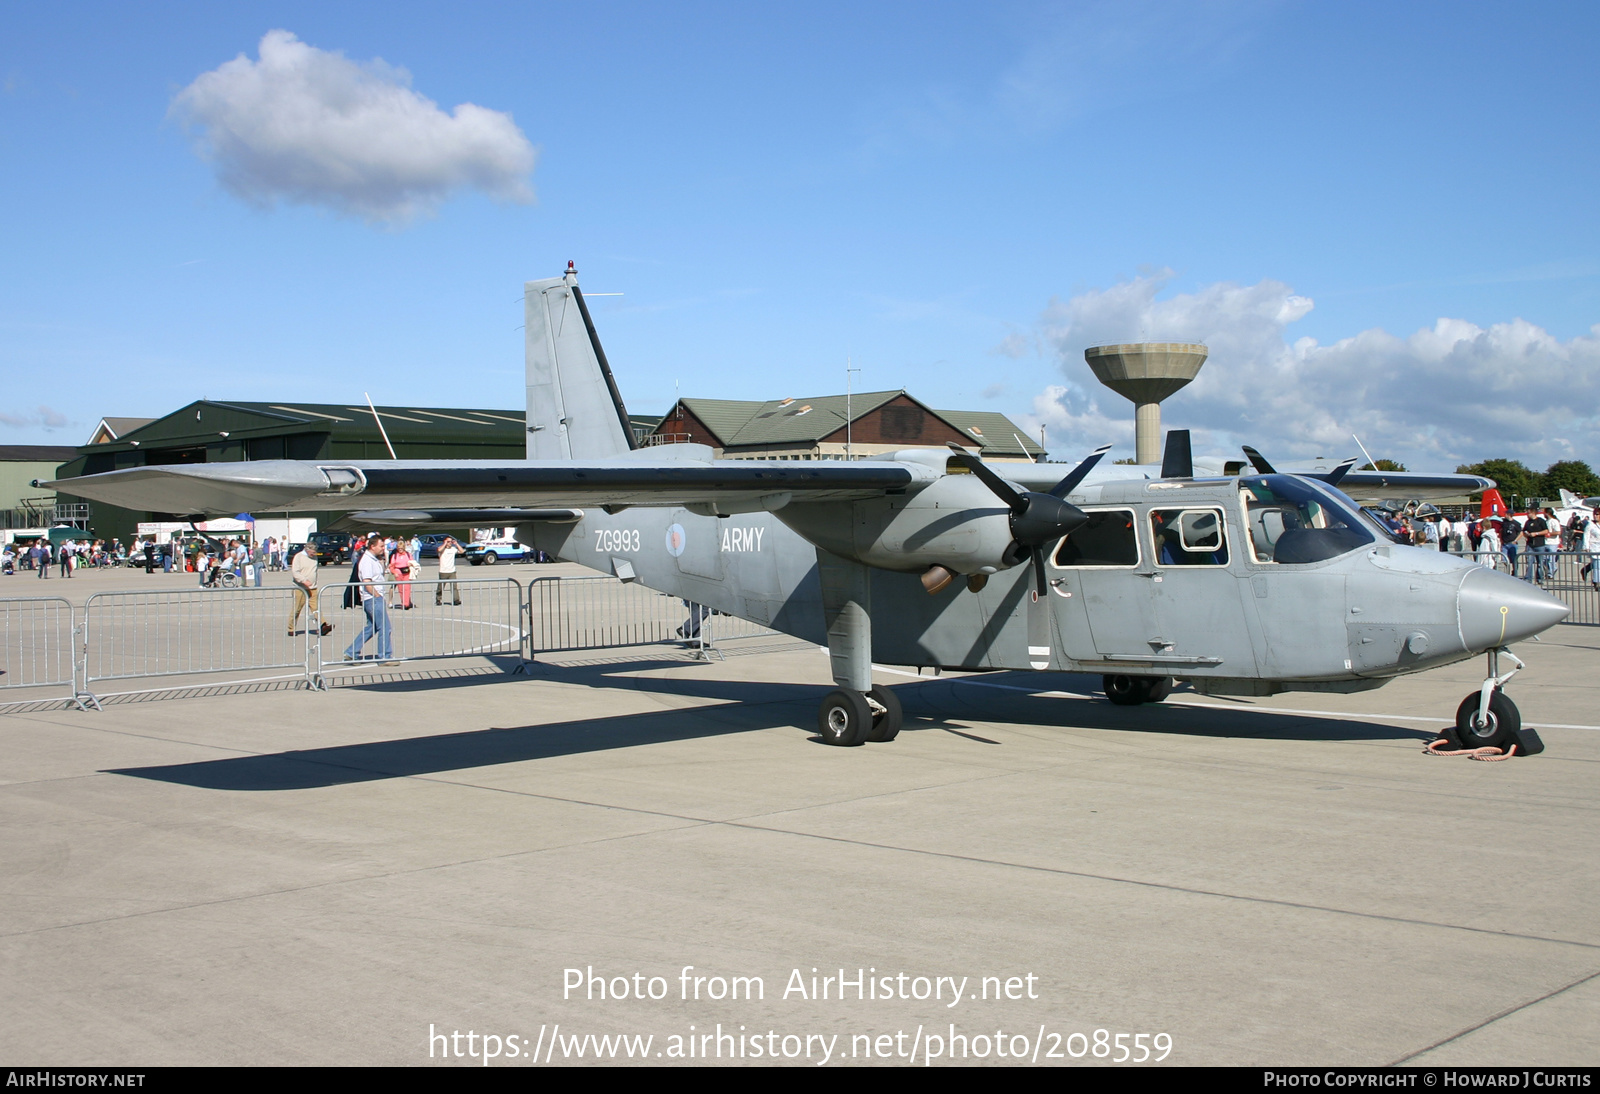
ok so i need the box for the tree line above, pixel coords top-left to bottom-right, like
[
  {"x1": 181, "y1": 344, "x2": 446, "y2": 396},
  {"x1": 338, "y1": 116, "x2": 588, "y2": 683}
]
[{"x1": 1452, "y1": 459, "x2": 1600, "y2": 501}]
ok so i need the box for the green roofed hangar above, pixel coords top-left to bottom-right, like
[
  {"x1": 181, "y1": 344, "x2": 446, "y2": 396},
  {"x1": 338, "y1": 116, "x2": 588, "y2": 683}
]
[{"x1": 53, "y1": 400, "x2": 527, "y2": 542}]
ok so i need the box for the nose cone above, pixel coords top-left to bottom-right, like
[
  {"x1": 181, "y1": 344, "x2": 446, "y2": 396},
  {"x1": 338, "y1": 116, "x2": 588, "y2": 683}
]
[{"x1": 1458, "y1": 566, "x2": 1570, "y2": 650}]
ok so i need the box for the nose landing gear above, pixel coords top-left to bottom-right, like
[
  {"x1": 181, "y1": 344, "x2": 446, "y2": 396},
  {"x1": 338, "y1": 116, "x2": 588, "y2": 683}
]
[
  {"x1": 1441, "y1": 647, "x2": 1543, "y2": 757},
  {"x1": 1454, "y1": 689, "x2": 1520, "y2": 751}
]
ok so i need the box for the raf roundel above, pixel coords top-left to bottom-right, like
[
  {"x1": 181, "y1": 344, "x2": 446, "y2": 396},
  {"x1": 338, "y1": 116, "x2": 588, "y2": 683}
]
[{"x1": 665, "y1": 523, "x2": 687, "y2": 557}]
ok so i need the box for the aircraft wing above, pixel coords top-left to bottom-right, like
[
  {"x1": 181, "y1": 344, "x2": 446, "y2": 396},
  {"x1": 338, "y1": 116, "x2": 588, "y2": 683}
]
[
  {"x1": 1328, "y1": 470, "x2": 1494, "y2": 502},
  {"x1": 1003, "y1": 459, "x2": 1494, "y2": 502},
  {"x1": 39, "y1": 457, "x2": 928, "y2": 517}
]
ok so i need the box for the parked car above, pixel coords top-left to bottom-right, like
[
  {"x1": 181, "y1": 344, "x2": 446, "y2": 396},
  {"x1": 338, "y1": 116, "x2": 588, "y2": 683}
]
[
  {"x1": 415, "y1": 533, "x2": 454, "y2": 560},
  {"x1": 464, "y1": 539, "x2": 534, "y2": 565},
  {"x1": 307, "y1": 531, "x2": 355, "y2": 565}
]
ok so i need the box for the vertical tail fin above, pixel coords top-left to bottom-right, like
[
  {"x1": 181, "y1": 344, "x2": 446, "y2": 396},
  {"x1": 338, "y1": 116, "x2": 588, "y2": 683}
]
[
  {"x1": 1480, "y1": 488, "x2": 1508, "y2": 519},
  {"x1": 524, "y1": 263, "x2": 636, "y2": 460}
]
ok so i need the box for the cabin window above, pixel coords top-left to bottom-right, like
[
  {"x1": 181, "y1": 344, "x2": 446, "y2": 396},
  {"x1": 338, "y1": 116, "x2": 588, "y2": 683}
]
[
  {"x1": 1240, "y1": 475, "x2": 1374, "y2": 564},
  {"x1": 1052, "y1": 509, "x2": 1139, "y2": 567},
  {"x1": 1151, "y1": 508, "x2": 1229, "y2": 566}
]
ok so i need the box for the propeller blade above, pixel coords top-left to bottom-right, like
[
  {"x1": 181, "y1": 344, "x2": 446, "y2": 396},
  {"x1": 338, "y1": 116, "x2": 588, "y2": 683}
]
[
  {"x1": 946, "y1": 442, "x2": 1091, "y2": 572},
  {"x1": 1241, "y1": 445, "x2": 1276, "y2": 474},
  {"x1": 1160, "y1": 430, "x2": 1193, "y2": 479},
  {"x1": 1028, "y1": 551, "x2": 1051, "y2": 670},
  {"x1": 1321, "y1": 457, "x2": 1358, "y2": 488},
  {"x1": 945, "y1": 442, "x2": 1026, "y2": 513},
  {"x1": 1048, "y1": 443, "x2": 1114, "y2": 499}
]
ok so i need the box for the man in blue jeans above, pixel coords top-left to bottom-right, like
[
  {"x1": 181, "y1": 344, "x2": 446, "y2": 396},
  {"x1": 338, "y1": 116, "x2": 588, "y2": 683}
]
[
  {"x1": 344, "y1": 539, "x2": 397, "y2": 664},
  {"x1": 1523, "y1": 509, "x2": 1556, "y2": 584}
]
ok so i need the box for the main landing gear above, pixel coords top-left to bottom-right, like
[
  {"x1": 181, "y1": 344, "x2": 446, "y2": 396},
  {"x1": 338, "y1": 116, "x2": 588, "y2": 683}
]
[
  {"x1": 1447, "y1": 647, "x2": 1541, "y2": 755},
  {"x1": 815, "y1": 551, "x2": 903, "y2": 747},
  {"x1": 817, "y1": 686, "x2": 903, "y2": 746},
  {"x1": 1102, "y1": 675, "x2": 1173, "y2": 706}
]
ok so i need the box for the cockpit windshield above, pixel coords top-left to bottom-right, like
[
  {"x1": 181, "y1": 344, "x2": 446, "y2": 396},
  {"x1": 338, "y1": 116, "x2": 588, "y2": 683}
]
[{"x1": 1239, "y1": 475, "x2": 1375, "y2": 564}]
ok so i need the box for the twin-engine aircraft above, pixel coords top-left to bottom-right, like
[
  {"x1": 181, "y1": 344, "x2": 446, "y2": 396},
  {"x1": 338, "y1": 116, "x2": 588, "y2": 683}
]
[{"x1": 47, "y1": 266, "x2": 1568, "y2": 752}]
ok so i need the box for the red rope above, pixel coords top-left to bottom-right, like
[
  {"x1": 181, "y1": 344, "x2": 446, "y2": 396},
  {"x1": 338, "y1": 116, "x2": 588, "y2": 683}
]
[{"x1": 1425, "y1": 738, "x2": 1518, "y2": 762}]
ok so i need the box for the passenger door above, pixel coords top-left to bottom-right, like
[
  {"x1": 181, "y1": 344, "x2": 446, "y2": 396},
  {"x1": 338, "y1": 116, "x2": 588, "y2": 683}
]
[
  {"x1": 1046, "y1": 508, "x2": 1163, "y2": 663},
  {"x1": 1145, "y1": 507, "x2": 1260, "y2": 676}
]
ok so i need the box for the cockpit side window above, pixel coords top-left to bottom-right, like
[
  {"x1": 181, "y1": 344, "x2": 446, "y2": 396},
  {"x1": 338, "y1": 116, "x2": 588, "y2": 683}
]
[
  {"x1": 1240, "y1": 475, "x2": 1374, "y2": 564},
  {"x1": 1151, "y1": 508, "x2": 1229, "y2": 566},
  {"x1": 1052, "y1": 509, "x2": 1139, "y2": 567}
]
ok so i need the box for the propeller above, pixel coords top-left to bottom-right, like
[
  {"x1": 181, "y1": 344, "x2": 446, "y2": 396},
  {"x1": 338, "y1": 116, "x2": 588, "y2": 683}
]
[
  {"x1": 1322, "y1": 458, "x2": 1357, "y2": 488},
  {"x1": 1241, "y1": 445, "x2": 1276, "y2": 474},
  {"x1": 945, "y1": 442, "x2": 1112, "y2": 670},
  {"x1": 1240, "y1": 446, "x2": 1357, "y2": 489}
]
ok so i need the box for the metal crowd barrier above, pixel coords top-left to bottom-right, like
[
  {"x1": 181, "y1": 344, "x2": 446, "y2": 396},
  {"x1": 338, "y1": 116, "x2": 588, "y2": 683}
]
[
  {"x1": 1449, "y1": 548, "x2": 1599, "y2": 625},
  {"x1": 527, "y1": 575, "x2": 685, "y2": 652},
  {"x1": 0, "y1": 597, "x2": 79, "y2": 706},
  {"x1": 320, "y1": 577, "x2": 526, "y2": 673},
  {"x1": 0, "y1": 571, "x2": 789, "y2": 712},
  {"x1": 81, "y1": 587, "x2": 317, "y2": 703},
  {"x1": 525, "y1": 574, "x2": 776, "y2": 656}
]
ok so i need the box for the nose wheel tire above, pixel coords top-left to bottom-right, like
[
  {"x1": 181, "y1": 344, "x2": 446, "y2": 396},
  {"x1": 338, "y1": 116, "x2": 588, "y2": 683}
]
[
  {"x1": 866, "y1": 685, "x2": 902, "y2": 742},
  {"x1": 818, "y1": 689, "x2": 871, "y2": 746},
  {"x1": 1455, "y1": 690, "x2": 1520, "y2": 752}
]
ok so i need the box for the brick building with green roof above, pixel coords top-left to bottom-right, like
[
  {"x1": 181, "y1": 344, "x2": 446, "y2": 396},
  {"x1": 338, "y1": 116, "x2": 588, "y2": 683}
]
[{"x1": 649, "y1": 390, "x2": 1044, "y2": 463}]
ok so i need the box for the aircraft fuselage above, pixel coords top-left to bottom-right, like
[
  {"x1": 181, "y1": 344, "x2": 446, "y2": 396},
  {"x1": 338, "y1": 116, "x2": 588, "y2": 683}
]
[{"x1": 528, "y1": 474, "x2": 1561, "y2": 697}]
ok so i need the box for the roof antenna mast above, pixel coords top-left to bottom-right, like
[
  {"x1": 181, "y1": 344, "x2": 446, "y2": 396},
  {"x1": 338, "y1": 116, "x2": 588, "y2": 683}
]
[
  {"x1": 845, "y1": 355, "x2": 860, "y2": 461},
  {"x1": 1352, "y1": 433, "x2": 1379, "y2": 471},
  {"x1": 365, "y1": 392, "x2": 398, "y2": 460}
]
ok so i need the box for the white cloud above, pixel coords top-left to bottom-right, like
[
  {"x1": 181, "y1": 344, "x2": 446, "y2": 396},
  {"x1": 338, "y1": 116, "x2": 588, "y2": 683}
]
[
  {"x1": 990, "y1": 333, "x2": 1030, "y2": 359},
  {"x1": 0, "y1": 405, "x2": 72, "y2": 430},
  {"x1": 172, "y1": 30, "x2": 536, "y2": 225},
  {"x1": 1025, "y1": 270, "x2": 1600, "y2": 469}
]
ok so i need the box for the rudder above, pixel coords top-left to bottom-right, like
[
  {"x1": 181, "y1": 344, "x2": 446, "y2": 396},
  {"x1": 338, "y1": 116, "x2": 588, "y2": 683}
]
[{"x1": 525, "y1": 263, "x2": 635, "y2": 460}]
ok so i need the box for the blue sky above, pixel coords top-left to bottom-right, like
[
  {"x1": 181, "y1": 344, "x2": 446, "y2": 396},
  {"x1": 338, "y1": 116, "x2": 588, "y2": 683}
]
[{"x1": 2, "y1": 2, "x2": 1597, "y2": 468}]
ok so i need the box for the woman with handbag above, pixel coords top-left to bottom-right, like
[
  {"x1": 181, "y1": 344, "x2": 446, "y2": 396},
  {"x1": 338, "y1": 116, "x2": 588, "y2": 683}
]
[{"x1": 388, "y1": 540, "x2": 414, "y2": 610}]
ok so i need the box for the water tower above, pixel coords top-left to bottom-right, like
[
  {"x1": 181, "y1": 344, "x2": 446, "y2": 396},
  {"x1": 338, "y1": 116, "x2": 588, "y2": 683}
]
[{"x1": 1083, "y1": 342, "x2": 1209, "y2": 465}]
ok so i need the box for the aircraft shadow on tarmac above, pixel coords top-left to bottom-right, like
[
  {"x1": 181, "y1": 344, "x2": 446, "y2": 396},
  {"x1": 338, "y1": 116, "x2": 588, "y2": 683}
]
[{"x1": 107, "y1": 662, "x2": 1431, "y2": 792}]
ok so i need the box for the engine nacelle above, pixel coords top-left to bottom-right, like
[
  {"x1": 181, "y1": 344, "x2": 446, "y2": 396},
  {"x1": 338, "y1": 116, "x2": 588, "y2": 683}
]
[{"x1": 776, "y1": 473, "x2": 1020, "y2": 575}]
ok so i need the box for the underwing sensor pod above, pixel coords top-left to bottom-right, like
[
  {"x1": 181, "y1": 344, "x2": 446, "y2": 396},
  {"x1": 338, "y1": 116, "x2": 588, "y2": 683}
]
[{"x1": 45, "y1": 264, "x2": 1564, "y2": 753}]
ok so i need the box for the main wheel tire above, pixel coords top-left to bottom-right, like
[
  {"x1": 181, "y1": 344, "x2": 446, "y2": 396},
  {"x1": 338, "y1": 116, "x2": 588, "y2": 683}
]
[
  {"x1": 1455, "y1": 690, "x2": 1520, "y2": 751},
  {"x1": 1103, "y1": 674, "x2": 1145, "y2": 706},
  {"x1": 866, "y1": 685, "x2": 903, "y2": 743},
  {"x1": 1143, "y1": 676, "x2": 1174, "y2": 703},
  {"x1": 818, "y1": 689, "x2": 872, "y2": 747}
]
